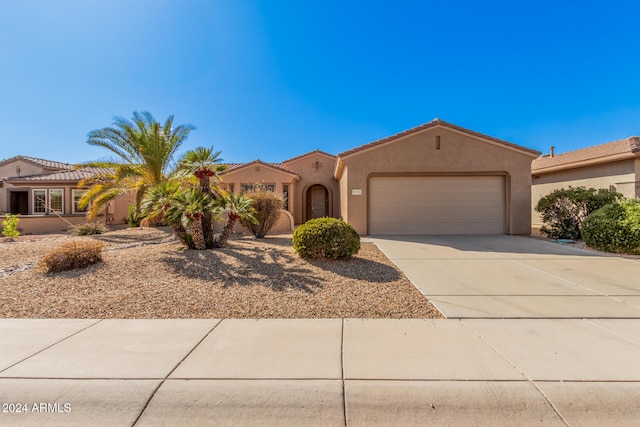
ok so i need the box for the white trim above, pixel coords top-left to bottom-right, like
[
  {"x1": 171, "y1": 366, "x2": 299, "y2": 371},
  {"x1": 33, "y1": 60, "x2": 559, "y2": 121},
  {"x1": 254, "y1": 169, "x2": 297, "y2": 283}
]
[
  {"x1": 49, "y1": 189, "x2": 63, "y2": 214},
  {"x1": 31, "y1": 188, "x2": 64, "y2": 215},
  {"x1": 72, "y1": 190, "x2": 88, "y2": 214},
  {"x1": 32, "y1": 189, "x2": 47, "y2": 215}
]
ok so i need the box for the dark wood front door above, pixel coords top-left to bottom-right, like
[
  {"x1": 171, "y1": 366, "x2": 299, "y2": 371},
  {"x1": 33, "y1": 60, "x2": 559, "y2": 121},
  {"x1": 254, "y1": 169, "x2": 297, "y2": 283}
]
[
  {"x1": 306, "y1": 185, "x2": 329, "y2": 221},
  {"x1": 10, "y1": 191, "x2": 29, "y2": 215}
]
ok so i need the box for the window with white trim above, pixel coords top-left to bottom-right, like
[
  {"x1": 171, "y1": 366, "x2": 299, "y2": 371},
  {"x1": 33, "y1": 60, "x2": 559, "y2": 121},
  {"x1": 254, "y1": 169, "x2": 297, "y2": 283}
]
[
  {"x1": 32, "y1": 189, "x2": 64, "y2": 215},
  {"x1": 73, "y1": 190, "x2": 88, "y2": 214},
  {"x1": 33, "y1": 189, "x2": 47, "y2": 214}
]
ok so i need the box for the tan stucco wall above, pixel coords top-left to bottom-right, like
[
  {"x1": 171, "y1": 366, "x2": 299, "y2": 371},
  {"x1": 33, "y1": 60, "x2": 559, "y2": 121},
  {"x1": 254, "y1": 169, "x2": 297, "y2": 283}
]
[
  {"x1": 0, "y1": 182, "x2": 130, "y2": 234},
  {"x1": 283, "y1": 152, "x2": 339, "y2": 224},
  {"x1": 0, "y1": 161, "x2": 47, "y2": 213},
  {"x1": 337, "y1": 126, "x2": 536, "y2": 235},
  {"x1": 0, "y1": 214, "x2": 103, "y2": 235},
  {"x1": 339, "y1": 166, "x2": 349, "y2": 221},
  {"x1": 221, "y1": 165, "x2": 295, "y2": 209},
  {"x1": 531, "y1": 158, "x2": 638, "y2": 226}
]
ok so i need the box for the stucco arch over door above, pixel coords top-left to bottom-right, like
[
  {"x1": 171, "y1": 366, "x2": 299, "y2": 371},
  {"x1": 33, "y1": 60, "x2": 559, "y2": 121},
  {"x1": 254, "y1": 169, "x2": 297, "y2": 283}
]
[{"x1": 305, "y1": 184, "x2": 329, "y2": 221}]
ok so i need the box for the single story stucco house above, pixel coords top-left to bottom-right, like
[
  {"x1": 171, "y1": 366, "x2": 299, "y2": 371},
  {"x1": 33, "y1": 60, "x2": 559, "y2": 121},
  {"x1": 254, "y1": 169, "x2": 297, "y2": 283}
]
[
  {"x1": 531, "y1": 136, "x2": 640, "y2": 228},
  {"x1": 0, "y1": 156, "x2": 131, "y2": 234},
  {"x1": 2, "y1": 119, "x2": 541, "y2": 235},
  {"x1": 221, "y1": 119, "x2": 540, "y2": 235}
]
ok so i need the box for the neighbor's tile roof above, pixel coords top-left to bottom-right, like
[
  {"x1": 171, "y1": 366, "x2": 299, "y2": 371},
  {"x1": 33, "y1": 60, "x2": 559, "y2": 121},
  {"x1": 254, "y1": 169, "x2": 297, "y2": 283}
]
[
  {"x1": 5, "y1": 167, "x2": 111, "y2": 183},
  {"x1": 532, "y1": 136, "x2": 640, "y2": 172},
  {"x1": 337, "y1": 118, "x2": 540, "y2": 158},
  {"x1": 0, "y1": 155, "x2": 74, "y2": 170}
]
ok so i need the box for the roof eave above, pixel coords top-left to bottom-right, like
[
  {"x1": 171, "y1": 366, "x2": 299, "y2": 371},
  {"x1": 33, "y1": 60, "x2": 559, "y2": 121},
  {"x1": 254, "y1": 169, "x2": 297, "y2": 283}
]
[
  {"x1": 532, "y1": 152, "x2": 639, "y2": 174},
  {"x1": 338, "y1": 121, "x2": 540, "y2": 159}
]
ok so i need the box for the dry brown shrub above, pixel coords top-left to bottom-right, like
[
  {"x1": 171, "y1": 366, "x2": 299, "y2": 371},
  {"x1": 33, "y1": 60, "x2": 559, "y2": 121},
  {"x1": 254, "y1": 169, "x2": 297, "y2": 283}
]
[{"x1": 39, "y1": 240, "x2": 105, "y2": 273}]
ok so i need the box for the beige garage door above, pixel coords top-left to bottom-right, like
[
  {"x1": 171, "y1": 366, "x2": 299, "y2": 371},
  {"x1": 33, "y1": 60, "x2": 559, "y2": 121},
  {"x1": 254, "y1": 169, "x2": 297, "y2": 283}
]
[{"x1": 369, "y1": 176, "x2": 505, "y2": 234}]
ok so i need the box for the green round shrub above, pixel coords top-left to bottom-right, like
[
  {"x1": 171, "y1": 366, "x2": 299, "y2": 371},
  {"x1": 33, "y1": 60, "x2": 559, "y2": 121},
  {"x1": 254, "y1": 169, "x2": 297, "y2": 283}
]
[
  {"x1": 581, "y1": 199, "x2": 640, "y2": 254},
  {"x1": 293, "y1": 217, "x2": 360, "y2": 259}
]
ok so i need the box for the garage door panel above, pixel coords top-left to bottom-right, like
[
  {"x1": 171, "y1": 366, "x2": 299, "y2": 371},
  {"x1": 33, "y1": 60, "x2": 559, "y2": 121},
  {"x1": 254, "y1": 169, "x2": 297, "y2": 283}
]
[{"x1": 369, "y1": 176, "x2": 505, "y2": 235}]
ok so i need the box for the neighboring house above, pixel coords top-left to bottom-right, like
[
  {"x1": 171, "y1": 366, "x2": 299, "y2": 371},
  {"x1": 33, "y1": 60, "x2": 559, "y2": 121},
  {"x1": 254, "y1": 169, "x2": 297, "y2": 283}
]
[
  {"x1": 531, "y1": 137, "x2": 640, "y2": 228},
  {"x1": 220, "y1": 119, "x2": 540, "y2": 235},
  {"x1": 0, "y1": 156, "x2": 130, "y2": 234}
]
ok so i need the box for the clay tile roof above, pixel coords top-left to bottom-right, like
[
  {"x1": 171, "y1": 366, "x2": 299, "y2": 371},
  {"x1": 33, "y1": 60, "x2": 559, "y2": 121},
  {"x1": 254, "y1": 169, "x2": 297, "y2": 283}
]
[
  {"x1": 0, "y1": 155, "x2": 74, "y2": 170},
  {"x1": 6, "y1": 167, "x2": 111, "y2": 182},
  {"x1": 282, "y1": 149, "x2": 336, "y2": 164},
  {"x1": 223, "y1": 160, "x2": 300, "y2": 177},
  {"x1": 337, "y1": 118, "x2": 540, "y2": 158},
  {"x1": 532, "y1": 136, "x2": 640, "y2": 172}
]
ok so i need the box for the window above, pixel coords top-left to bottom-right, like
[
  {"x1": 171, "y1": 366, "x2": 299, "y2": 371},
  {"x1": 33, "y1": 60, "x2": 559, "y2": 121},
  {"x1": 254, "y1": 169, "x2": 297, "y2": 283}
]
[
  {"x1": 241, "y1": 183, "x2": 276, "y2": 193},
  {"x1": 33, "y1": 190, "x2": 47, "y2": 214},
  {"x1": 49, "y1": 190, "x2": 63, "y2": 213},
  {"x1": 32, "y1": 189, "x2": 64, "y2": 215},
  {"x1": 73, "y1": 190, "x2": 88, "y2": 214}
]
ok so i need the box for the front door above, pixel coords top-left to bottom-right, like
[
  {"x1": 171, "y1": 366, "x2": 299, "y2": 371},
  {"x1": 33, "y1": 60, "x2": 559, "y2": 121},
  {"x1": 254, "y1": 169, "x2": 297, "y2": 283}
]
[
  {"x1": 306, "y1": 185, "x2": 328, "y2": 221},
  {"x1": 9, "y1": 191, "x2": 29, "y2": 215}
]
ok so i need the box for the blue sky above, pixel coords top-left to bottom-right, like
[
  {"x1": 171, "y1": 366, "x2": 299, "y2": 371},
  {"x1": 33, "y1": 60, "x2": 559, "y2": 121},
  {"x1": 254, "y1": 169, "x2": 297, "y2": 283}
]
[{"x1": 1, "y1": 0, "x2": 639, "y2": 165}]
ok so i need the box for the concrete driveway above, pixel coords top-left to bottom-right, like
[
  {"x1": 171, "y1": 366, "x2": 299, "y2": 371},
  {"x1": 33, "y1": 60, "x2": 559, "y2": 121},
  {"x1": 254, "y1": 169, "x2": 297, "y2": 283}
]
[{"x1": 369, "y1": 235, "x2": 640, "y2": 318}]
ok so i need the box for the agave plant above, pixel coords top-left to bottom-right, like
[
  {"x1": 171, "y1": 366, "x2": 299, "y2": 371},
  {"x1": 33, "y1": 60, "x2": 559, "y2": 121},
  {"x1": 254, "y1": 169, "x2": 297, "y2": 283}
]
[{"x1": 213, "y1": 192, "x2": 257, "y2": 248}]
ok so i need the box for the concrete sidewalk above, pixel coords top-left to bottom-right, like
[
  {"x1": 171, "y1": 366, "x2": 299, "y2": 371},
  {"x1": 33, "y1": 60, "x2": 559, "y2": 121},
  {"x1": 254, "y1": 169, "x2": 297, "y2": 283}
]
[{"x1": 2, "y1": 318, "x2": 640, "y2": 426}]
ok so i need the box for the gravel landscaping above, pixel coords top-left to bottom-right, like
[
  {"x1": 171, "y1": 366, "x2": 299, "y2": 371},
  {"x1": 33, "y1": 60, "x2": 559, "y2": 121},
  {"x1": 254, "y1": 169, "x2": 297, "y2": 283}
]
[{"x1": 0, "y1": 227, "x2": 442, "y2": 319}]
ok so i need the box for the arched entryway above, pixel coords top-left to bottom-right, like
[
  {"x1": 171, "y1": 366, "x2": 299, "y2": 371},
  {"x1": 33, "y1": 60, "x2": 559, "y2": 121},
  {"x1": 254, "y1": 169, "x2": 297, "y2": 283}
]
[{"x1": 305, "y1": 184, "x2": 329, "y2": 221}]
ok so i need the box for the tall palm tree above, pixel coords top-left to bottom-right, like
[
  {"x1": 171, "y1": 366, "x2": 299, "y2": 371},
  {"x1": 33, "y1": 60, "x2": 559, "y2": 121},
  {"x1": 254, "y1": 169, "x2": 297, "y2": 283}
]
[
  {"x1": 214, "y1": 192, "x2": 257, "y2": 248},
  {"x1": 176, "y1": 146, "x2": 227, "y2": 242},
  {"x1": 78, "y1": 111, "x2": 195, "y2": 219}
]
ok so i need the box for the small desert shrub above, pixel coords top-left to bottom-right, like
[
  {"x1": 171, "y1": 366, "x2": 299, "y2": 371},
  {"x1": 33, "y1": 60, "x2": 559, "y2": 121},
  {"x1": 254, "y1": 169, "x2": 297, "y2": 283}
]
[
  {"x1": 240, "y1": 189, "x2": 284, "y2": 238},
  {"x1": 127, "y1": 205, "x2": 142, "y2": 227},
  {"x1": 70, "y1": 222, "x2": 108, "y2": 236},
  {"x1": 293, "y1": 217, "x2": 360, "y2": 259},
  {"x1": 581, "y1": 199, "x2": 640, "y2": 254},
  {"x1": 39, "y1": 240, "x2": 105, "y2": 273},
  {"x1": 1, "y1": 214, "x2": 20, "y2": 238},
  {"x1": 535, "y1": 186, "x2": 621, "y2": 240}
]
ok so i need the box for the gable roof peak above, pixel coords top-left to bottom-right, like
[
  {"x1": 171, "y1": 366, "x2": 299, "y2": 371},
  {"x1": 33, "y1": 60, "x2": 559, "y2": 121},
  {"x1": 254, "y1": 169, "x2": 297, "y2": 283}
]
[
  {"x1": 337, "y1": 119, "x2": 539, "y2": 158},
  {"x1": 0, "y1": 155, "x2": 74, "y2": 170}
]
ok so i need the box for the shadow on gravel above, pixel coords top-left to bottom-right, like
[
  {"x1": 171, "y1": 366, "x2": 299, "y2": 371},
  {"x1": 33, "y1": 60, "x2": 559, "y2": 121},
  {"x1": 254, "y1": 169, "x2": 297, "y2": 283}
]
[
  {"x1": 91, "y1": 227, "x2": 176, "y2": 245},
  {"x1": 308, "y1": 257, "x2": 402, "y2": 283},
  {"x1": 159, "y1": 242, "x2": 323, "y2": 293}
]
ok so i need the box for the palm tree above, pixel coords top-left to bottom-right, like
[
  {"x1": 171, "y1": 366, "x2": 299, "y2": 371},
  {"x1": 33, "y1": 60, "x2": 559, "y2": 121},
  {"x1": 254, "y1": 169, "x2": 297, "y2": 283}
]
[
  {"x1": 176, "y1": 146, "x2": 227, "y2": 242},
  {"x1": 78, "y1": 111, "x2": 194, "y2": 219},
  {"x1": 171, "y1": 189, "x2": 219, "y2": 250},
  {"x1": 213, "y1": 192, "x2": 257, "y2": 248},
  {"x1": 140, "y1": 181, "x2": 189, "y2": 245}
]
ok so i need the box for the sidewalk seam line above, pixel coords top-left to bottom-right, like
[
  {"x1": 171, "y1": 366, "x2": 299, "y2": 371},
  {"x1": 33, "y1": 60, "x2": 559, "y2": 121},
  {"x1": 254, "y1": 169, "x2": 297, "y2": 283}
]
[
  {"x1": 341, "y1": 318, "x2": 347, "y2": 427},
  {"x1": 0, "y1": 319, "x2": 103, "y2": 375},
  {"x1": 131, "y1": 319, "x2": 223, "y2": 427},
  {"x1": 583, "y1": 319, "x2": 640, "y2": 347},
  {"x1": 460, "y1": 320, "x2": 570, "y2": 427}
]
